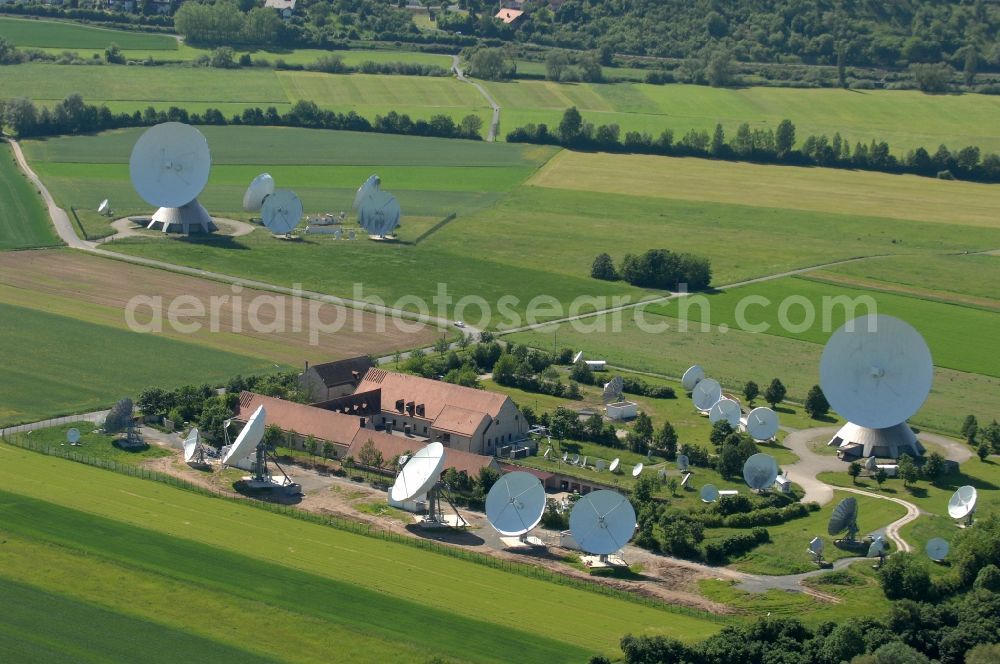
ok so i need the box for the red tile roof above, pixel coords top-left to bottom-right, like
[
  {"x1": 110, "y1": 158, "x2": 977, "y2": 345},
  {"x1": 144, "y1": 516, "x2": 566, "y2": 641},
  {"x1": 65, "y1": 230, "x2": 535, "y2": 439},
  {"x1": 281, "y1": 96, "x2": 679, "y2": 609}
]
[
  {"x1": 495, "y1": 8, "x2": 524, "y2": 23},
  {"x1": 357, "y1": 369, "x2": 508, "y2": 426},
  {"x1": 236, "y1": 391, "x2": 361, "y2": 445},
  {"x1": 348, "y1": 430, "x2": 498, "y2": 476}
]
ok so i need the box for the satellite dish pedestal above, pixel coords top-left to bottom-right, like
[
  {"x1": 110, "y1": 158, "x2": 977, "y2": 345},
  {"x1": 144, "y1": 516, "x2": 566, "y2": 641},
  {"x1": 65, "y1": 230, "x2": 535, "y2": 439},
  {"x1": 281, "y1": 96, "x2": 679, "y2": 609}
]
[
  {"x1": 243, "y1": 440, "x2": 298, "y2": 493},
  {"x1": 148, "y1": 199, "x2": 217, "y2": 234},
  {"x1": 422, "y1": 482, "x2": 468, "y2": 528}
]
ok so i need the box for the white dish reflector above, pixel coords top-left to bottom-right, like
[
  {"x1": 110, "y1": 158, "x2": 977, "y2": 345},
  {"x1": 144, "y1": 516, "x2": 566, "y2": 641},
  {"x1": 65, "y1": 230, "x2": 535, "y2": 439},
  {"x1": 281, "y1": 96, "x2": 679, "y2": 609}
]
[
  {"x1": 485, "y1": 471, "x2": 545, "y2": 537},
  {"x1": 223, "y1": 405, "x2": 265, "y2": 465},
  {"x1": 390, "y1": 442, "x2": 445, "y2": 503}
]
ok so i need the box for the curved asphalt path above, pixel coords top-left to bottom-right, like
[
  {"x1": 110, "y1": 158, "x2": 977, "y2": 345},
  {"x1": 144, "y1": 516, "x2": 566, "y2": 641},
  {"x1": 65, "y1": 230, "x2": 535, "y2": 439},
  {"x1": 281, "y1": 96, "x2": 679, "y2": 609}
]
[{"x1": 452, "y1": 56, "x2": 501, "y2": 142}]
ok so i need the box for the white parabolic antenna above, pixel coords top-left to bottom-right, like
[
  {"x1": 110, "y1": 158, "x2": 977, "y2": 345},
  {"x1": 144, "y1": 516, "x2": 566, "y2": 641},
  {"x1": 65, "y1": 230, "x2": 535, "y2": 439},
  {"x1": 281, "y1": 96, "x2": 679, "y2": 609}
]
[
  {"x1": 868, "y1": 535, "x2": 887, "y2": 558},
  {"x1": 692, "y1": 378, "x2": 722, "y2": 411},
  {"x1": 709, "y1": 398, "x2": 742, "y2": 427},
  {"x1": 603, "y1": 376, "x2": 624, "y2": 403},
  {"x1": 809, "y1": 536, "x2": 824, "y2": 556},
  {"x1": 632, "y1": 462, "x2": 644, "y2": 477},
  {"x1": 390, "y1": 442, "x2": 445, "y2": 503},
  {"x1": 129, "y1": 122, "x2": 211, "y2": 209},
  {"x1": 677, "y1": 454, "x2": 689, "y2": 471},
  {"x1": 681, "y1": 365, "x2": 705, "y2": 391},
  {"x1": 947, "y1": 485, "x2": 978, "y2": 519},
  {"x1": 67, "y1": 428, "x2": 81, "y2": 444},
  {"x1": 569, "y1": 490, "x2": 637, "y2": 556},
  {"x1": 820, "y1": 315, "x2": 933, "y2": 430},
  {"x1": 242, "y1": 173, "x2": 275, "y2": 212},
  {"x1": 98, "y1": 199, "x2": 109, "y2": 214},
  {"x1": 353, "y1": 174, "x2": 380, "y2": 210},
  {"x1": 746, "y1": 407, "x2": 779, "y2": 441},
  {"x1": 261, "y1": 190, "x2": 303, "y2": 235},
  {"x1": 926, "y1": 537, "x2": 949, "y2": 561},
  {"x1": 609, "y1": 458, "x2": 620, "y2": 473},
  {"x1": 223, "y1": 405, "x2": 265, "y2": 465},
  {"x1": 743, "y1": 453, "x2": 779, "y2": 490},
  {"x1": 700, "y1": 484, "x2": 719, "y2": 503},
  {"x1": 485, "y1": 471, "x2": 546, "y2": 537},
  {"x1": 358, "y1": 189, "x2": 401, "y2": 237},
  {"x1": 182, "y1": 428, "x2": 201, "y2": 463}
]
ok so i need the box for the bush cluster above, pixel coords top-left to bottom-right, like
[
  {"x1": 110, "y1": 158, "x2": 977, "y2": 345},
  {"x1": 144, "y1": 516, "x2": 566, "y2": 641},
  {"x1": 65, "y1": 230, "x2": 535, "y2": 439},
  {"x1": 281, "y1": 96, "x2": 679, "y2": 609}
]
[{"x1": 703, "y1": 527, "x2": 770, "y2": 564}]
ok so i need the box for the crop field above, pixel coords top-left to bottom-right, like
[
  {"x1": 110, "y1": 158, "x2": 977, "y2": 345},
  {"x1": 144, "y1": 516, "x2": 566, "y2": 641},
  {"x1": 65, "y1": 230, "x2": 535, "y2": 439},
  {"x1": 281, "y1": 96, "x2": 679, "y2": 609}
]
[
  {"x1": 0, "y1": 249, "x2": 442, "y2": 364},
  {"x1": 491, "y1": 80, "x2": 1000, "y2": 154},
  {"x1": 0, "y1": 142, "x2": 60, "y2": 250},
  {"x1": 0, "y1": 445, "x2": 724, "y2": 661},
  {"x1": 0, "y1": 300, "x2": 279, "y2": 427},
  {"x1": 0, "y1": 16, "x2": 177, "y2": 50}
]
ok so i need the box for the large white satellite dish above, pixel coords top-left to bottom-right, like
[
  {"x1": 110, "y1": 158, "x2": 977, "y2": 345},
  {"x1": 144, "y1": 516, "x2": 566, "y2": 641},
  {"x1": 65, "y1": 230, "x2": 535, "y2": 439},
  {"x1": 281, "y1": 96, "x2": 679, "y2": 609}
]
[
  {"x1": 242, "y1": 173, "x2": 275, "y2": 212},
  {"x1": 485, "y1": 471, "x2": 546, "y2": 537},
  {"x1": 261, "y1": 190, "x2": 303, "y2": 235},
  {"x1": 390, "y1": 442, "x2": 445, "y2": 503},
  {"x1": 745, "y1": 407, "x2": 779, "y2": 441},
  {"x1": 692, "y1": 378, "x2": 722, "y2": 412},
  {"x1": 709, "y1": 398, "x2": 742, "y2": 427},
  {"x1": 129, "y1": 122, "x2": 210, "y2": 209},
  {"x1": 681, "y1": 365, "x2": 705, "y2": 391},
  {"x1": 358, "y1": 189, "x2": 401, "y2": 237},
  {"x1": 182, "y1": 428, "x2": 202, "y2": 463},
  {"x1": 631, "y1": 462, "x2": 644, "y2": 477},
  {"x1": 947, "y1": 485, "x2": 978, "y2": 520},
  {"x1": 743, "y1": 453, "x2": 779, "y2": 490},
  {"x1": 700, "y1": 484, "x2": 719, "y2": 503},
  {"x1": 223, "y1": 405, "x2": 265, "y2": 466},
  {"x1": 820, "y1": 315, "x2": 933, "y2": 430},
  {"x1": 926, "y1": 537, "x2": 949, "y2": 562},
  {"x1": 353, "y1": 174, "x2": 380, "y2": 210},
  {"x1": 67, "y1": 428, "x2": 81, "y2": 444},
  {"x1": 569, "y1": 490, "x2": 636, "y2": 556},
  {"x1": 609, "y1": 458, "x2": 620, "y2": 473}
]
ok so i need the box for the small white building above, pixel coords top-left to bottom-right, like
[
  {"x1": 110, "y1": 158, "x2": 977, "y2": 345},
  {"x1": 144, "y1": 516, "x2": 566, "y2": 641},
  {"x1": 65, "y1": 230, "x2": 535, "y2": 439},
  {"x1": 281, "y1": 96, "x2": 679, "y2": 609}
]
[
  {"x1": 585, "y1": 360, "x2": 606, "y2": 371},
  {"x1": 605, "y1": 401, "x2": 637, "y2": 421},
  {"x1": 264, "y1": 0, "x2": 296, "y2": 18},
  {"x1": 876, "y1": 464, "x2": 899, "y2": 477},
  {"x1": 774, "y1": 475, "x2": 792, "y2": 493}
]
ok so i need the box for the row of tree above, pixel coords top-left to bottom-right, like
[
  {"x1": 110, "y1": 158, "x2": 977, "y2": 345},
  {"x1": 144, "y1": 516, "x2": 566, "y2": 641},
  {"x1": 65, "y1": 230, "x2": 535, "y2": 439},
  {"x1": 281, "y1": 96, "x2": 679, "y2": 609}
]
[
  {"x1": 508, "y1": 110, "x2": 1000, "y2": 183},
  {"x1": 591, "y1": 250, "x2": 712, "y2": 292},
  {"x1": 0, "y1": 95, "x2": 484, "y2": 141}
]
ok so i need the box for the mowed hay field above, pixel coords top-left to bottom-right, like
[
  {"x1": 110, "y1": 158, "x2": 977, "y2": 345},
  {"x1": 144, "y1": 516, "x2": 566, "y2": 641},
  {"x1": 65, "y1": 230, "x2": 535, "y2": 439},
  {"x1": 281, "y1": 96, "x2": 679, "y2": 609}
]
[
  {"x1": 0, "y1": 445, "x2": 724, "y2": 661},
  {"x1": 492, "y1": 80, "x2": 1000, "y2": 154},
  {"x1": 0, "y1": 16, "x2": 177, "y2": 50},
  {"x1": 0, "y1": 142, "x2": 60, "y2": 250}
]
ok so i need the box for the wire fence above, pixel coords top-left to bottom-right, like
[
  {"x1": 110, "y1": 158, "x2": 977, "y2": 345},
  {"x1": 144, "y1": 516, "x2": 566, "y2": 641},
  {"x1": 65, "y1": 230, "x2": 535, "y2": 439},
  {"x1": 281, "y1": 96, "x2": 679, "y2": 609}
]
[
  {"x1": 1, "y1": 434, "x2": 729, "y2": 623},
  {"x1": 0, "y1": 411, "x2": 107, "y2": 437}
]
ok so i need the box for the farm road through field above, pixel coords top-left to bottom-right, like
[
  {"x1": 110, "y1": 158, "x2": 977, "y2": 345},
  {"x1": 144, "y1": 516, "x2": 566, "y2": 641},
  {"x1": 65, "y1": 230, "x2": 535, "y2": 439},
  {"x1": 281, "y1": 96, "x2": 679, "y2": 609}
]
[{"x1": 453, "y1": 55, "x2": 501, "y2": 142}]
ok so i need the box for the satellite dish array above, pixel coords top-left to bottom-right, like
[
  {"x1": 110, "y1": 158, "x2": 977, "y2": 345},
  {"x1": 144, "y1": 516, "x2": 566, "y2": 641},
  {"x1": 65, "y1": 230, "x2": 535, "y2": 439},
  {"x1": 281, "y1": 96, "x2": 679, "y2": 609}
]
[
  {"x1": 129, "y1": 122, "x2": 216, "y2": 234},
  {"x1": 354, "y1": 175, "x2": 401, "y2": 238},
  {"x1": 685, "y1": 365, "x2": 779, "y2": 441},
  {"x1": 821, "y1": 315, "x2": 933, "y2": 458}
]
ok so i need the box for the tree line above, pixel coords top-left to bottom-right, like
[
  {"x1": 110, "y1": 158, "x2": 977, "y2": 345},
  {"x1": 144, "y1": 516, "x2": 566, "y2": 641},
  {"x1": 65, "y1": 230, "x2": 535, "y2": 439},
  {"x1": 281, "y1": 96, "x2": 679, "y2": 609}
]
[
  {"x1": 591, "y1": 249, "x2": 712, "y2": 292},
  {"x1": 0, "y1": 95, "x2": 484, "y2": 141},
  {"x1": 507, "y1": 108, "x2": 1000, "y2": 184}
]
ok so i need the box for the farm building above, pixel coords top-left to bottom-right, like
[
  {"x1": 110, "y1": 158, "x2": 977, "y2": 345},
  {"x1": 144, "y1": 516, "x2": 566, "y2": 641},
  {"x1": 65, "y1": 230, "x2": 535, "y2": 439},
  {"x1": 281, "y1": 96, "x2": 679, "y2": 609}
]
[
  {"x1": 495, "y1": 8, "x2": 525, "y2": 25},
  {"x1": 355, "y1": 368, "x2": 529, "y2": 456},
  {"x1": 349, "y1": 430, "x2": 500, "y2": 477},
  {"x1": 264, "y1": 0, "x2": 295, "y2": 18},
  {"x1": 300, "y1": 356, "x2": 374, "y2": 402}
]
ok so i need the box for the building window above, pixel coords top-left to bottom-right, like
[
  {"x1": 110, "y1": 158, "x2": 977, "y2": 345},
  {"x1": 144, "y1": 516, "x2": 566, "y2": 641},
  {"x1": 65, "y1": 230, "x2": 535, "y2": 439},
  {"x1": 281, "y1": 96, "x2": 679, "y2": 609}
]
[{"x1": 423, "y1": 426, "x2": 427, "y2": 434}]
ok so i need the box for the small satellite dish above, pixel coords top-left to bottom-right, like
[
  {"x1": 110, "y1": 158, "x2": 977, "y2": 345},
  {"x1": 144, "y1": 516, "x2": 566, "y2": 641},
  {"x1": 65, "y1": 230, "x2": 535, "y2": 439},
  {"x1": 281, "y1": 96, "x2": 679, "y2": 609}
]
[
  {"x1": 947, "y1": 485, "x2": 978, "y2": 520},
  {"x1": 97, "y1": 199, "x2": 109, "y2": 215},
  {"x1": 568, "y1": 490, "x2": 637, "y2": 556},
  {"x1": 398, "y1": 454, "x2": 409, "y2": 467},
  {"x1": 808, "y1": 536, "x2": 824, "y2": 556},
  {"x1": 223, "y1": 405, "x2": 265, "y2": 466},
  {"x1": 657, "y1": 469, "x2": 667, "y2": 481},
  {"x1": 864, "y1": 456, "x2": 878, "y2": 471},
  {"x1": 562, "y1": 452, "x2": 569, "y2": 462},
  {"x1": 926, "y1": 537, "x2": 949, "y2": 562},
  {"x1": 681, "y1": 365, "x2": 705, "y2": 391},
  {"x1": 485, "y1": 471, "x2": 546, "y2": 537},
  {"x1": 609, "y1": 458, "x2": 620, "y2": 473},
  {"x1": 571, "y1": 454, "x2": 580, "y2": 465},
  {"x1": 603, "y1": 376, "x2": 624, "y2": 404},
  {"x1": 709, "y1": 398, "x2": 742, "y2": 427},
  {"x1": 868, "y1": 535, "x2": 887, "y2": 558},
  {"x1": 581, "y1": 455, "x2": 588, "y2": 468},
  {"x1": 348, "y1": 229, "x2": 356, "y2": 241},
  {"x1": 358, "y1": 190, "x2": 401, "y2": 237},
  {"x1": 572, "y1": 351, "x2": 584, "y2": 364},
  {"x1": 129, "y1": 122, "x2": 211, "y2": 209},
  {"x1": 390, "y1": 442, "x2": 445, "y2": 503},
  {"x1": 743, "y1": 453, "x2": 779, "y2": 490},
  {"x1": 334, "y1": 227, "x2": 343, "y2": 240},
  {"x1": 745, "y1": 407, "x2": 779, "y2": 441},
  {"x1": 67, "y1": 428, "x2": 81, "y2": 444},
  {"x1": 261, "y1": 190, "x2": 303, "y2": 235},
  {"x1": 543, "y1": 448, "x2": 551, "y2": 460},
  {"x1": 242, "y1": 173, "x2": 275, "y2": 212},
  {"x1": 353, "y1": 174, "x2": 380, "y2": 210},
  {"x1": 692, "y1": 378, "x2": 722, "y2": 412},
  {"x1": 631, "y1": 463, "x2": 644, "y2": 477},
  {"x1": 595, "y1": 459, "x2": 607, "y2": 471},
  {"x1": 828, "y1": 497, "x2": 859, "y2": 539},
  {"x1": 677, "y1": 454, "x2": 689, "y2": 471},
  {"x1": 182, "y1": 428, "x2": 201, "y2": 463},
  {"x1": 700, "y1": 484, "x2": 719, "y2": 503},
  {"x1": 820, "y1": 315, "x2": 933, "y2": 430}
]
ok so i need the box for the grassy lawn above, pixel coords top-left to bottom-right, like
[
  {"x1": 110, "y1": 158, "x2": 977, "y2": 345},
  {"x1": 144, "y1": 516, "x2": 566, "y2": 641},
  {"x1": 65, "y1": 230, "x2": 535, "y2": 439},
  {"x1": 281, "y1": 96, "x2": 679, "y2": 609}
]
[
  {"x1": 10, "y1": 422, "x2": 171, "y2": 464},
  {"x1": 0, "y1": 142, "x2": 60, "y2": 250},
  {"x1": 0, "y1": 16, "x2": 177, "y2": 50},
  {"x1": 0, "y1": 301, "x2": 278, "y2": 427},
  {"x1": 0, "y1": 444, "x2": 725, "y2": 658},
  {"x1": 704, "y1": 489, "x2": 908, "y2": 575},
  {"x1": 819, "y1": 455, "x2": 1000, "y2": 555},
  {"x1": 491, "y1": 80, "x2": 1000, "y2": 154}
]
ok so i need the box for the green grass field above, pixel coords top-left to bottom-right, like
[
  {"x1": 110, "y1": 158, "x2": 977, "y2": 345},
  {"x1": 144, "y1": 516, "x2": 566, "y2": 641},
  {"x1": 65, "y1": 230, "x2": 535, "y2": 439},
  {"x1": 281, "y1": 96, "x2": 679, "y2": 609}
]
[
  {"x1": 0, "y1": 142, "x2": 60, "y2": 250},
  {"x1": 0, "y1": 301, "x2": 277, "y2": 427},
  {"x1": 0, "y1": 16, "x2": 178, "y2": 50},
  {"x1": 491, "y1": 80, "x2": 1000, "y2": 154},
  {"x1": 12, "y1": 422, "x2": 171, "y2": 463},
  {"x1": 0, "y1": 444, "x2": 724, "y2": 660}
]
